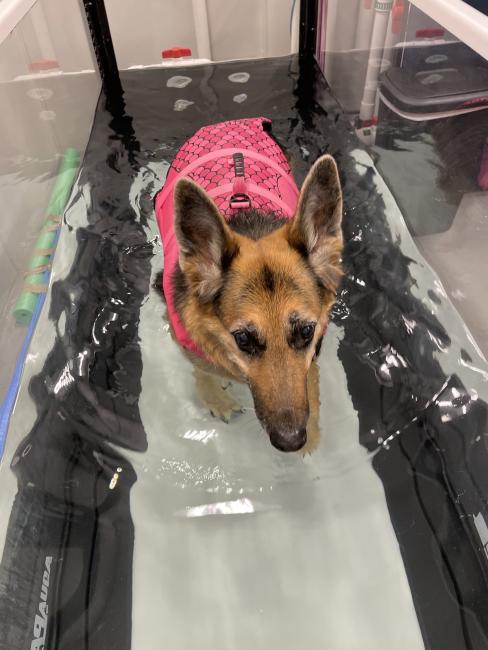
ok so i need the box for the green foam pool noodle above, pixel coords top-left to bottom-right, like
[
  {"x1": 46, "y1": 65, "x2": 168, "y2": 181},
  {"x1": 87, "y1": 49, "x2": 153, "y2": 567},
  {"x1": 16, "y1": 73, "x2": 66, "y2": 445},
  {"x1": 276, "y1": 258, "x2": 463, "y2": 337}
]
[
  {"x1": 46, "y1": 147, "x2": 80, "y2": 215},
  {"x1": 13, "y1": 148, "x2": 80, "y2": 325}
]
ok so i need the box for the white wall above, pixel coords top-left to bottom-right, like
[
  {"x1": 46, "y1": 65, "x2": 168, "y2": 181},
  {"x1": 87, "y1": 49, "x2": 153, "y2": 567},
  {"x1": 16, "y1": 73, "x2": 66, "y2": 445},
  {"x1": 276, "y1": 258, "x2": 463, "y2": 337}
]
[
  {"x1": 325, "y1": 0, "x2": 360, "y2": 54},
  {"x1": 207, "y1": 0, "x2": 293, "y2": 61},
  {"x1": 105, "y1": 0, "x2": 294, "y2": 67},
  {"x1": 105, "y1": 0, "x2": 198, "y2": 68},
  {"x1": 1, "y1": 0, "x2": 296, "y2": 75}
]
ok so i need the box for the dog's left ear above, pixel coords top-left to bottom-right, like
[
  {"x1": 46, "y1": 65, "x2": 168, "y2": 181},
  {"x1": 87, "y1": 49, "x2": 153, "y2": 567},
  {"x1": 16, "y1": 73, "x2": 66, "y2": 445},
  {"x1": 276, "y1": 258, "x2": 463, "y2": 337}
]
[
  {"x1": 174, "y1": 178, "x2": 239, "y2": 302},
  {"x1": 288, "y1": 154, "x2": 343, "y2": 290}
]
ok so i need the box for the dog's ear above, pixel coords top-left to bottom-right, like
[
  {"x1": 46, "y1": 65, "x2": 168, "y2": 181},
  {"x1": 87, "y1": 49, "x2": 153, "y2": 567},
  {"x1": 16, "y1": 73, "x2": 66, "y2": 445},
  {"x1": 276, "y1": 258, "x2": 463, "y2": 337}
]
[
  {"x1": 174, "y1": 178, "x2": 239, "y2": 302},
  {"x1": 288, "y1": 154, "x2": 343, "y2": 290}
]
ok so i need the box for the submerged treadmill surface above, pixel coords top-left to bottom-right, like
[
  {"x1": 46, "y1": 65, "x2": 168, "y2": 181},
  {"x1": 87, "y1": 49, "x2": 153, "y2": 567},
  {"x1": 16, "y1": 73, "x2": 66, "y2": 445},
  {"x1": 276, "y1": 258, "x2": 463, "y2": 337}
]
[{"x1": 0, "y1": 55, "x2": 487, "y2": 650}]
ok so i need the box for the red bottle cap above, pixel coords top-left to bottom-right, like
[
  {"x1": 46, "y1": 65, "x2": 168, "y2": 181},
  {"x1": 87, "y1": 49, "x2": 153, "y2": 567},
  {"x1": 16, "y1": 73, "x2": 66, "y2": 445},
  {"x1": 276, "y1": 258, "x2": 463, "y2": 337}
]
[
  {"x1": 28, "y1": 59, "x2": 60, "y2": 72},
  {"x1": 415, "y1": 28, "x2": 445, "y2": 38},
  {"x1": 161, "y1": 47, "x2": 192, "y2": 59}
]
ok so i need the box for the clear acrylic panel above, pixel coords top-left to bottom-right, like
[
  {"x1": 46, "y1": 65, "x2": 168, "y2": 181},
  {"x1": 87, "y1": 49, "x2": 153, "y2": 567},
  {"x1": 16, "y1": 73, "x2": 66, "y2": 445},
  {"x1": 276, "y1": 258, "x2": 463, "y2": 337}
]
[
  {"x1": 318, "y1": 0, "x2": 488, "y2": 357},
  {"x1": 0, "y1": 0, "x2": 101, "y2": 406}
]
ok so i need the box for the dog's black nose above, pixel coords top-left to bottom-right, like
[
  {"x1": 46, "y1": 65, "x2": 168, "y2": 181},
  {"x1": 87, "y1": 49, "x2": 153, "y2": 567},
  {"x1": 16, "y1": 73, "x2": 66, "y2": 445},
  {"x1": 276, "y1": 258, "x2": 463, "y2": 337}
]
[{"x1": 269, "y1": 427, "x2": 307, "y2": 452}]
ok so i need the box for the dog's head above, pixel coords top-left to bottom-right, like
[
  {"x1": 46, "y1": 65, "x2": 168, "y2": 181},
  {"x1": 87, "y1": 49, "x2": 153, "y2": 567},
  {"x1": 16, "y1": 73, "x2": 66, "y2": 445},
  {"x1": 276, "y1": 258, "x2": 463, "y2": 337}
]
[{"x1": 174, "y1": 155, "x2": 343, "y2": 452}]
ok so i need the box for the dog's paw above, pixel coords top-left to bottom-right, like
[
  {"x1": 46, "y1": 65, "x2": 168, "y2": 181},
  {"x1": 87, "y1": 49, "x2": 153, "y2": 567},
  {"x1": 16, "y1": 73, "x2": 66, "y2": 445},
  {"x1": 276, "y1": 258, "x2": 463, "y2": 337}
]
[
  {"x1": 194, "y1": 370, "x2": 243, "y2": 423},
  {"x1": 207, "y1": 392, "x2": 243, "y2": 423}
]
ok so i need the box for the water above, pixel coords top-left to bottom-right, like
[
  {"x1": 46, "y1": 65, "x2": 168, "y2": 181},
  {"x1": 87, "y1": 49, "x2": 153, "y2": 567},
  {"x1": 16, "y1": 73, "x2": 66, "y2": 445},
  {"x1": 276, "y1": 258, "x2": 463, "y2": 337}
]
[{"x1": 0, "y1": 55, "x2": 487, "y2": 649}]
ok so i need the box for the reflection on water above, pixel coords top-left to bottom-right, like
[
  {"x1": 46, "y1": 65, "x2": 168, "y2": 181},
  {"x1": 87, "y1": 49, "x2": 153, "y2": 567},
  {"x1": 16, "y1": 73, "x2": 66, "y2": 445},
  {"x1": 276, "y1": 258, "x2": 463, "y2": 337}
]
[{"x1": 0, "y1": 55, "x2": 487, "y2": 650}]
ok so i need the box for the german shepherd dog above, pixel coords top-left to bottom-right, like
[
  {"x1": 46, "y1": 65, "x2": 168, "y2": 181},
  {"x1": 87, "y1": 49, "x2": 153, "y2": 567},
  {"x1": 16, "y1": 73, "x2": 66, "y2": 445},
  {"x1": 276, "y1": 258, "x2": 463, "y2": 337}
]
[{"x1": 156, "y1": 139, "x2": 343, "y2": 453}]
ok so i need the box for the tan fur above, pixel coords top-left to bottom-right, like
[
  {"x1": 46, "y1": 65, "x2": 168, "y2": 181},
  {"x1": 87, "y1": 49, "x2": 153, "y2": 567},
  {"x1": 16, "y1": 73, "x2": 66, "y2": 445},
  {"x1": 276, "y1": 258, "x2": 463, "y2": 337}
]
[
  {"x1": 304, "y1": 360, "x2": 321, "y2": 454},
  {"x1": 169, "y1": 154, "x2": 343, "y2": 452},
  {"x1": 193, "y1": 365, "x2": 243, "y2": 422}
]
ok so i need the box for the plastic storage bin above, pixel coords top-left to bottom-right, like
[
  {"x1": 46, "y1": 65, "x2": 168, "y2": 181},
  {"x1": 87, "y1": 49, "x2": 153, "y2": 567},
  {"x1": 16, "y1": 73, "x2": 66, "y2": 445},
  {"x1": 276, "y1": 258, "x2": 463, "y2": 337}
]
[{"x1": 376, "y1": 41, "x2": 488, "y2": 236}]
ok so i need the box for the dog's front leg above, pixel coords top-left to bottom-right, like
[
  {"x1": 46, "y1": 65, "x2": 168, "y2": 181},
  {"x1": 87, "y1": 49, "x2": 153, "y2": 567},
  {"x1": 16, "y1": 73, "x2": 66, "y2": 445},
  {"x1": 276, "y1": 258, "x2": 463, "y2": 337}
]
[
  {"x1": 193, "y1": 366, "x2": 243, "y2": 423},
  {"x1": 303, "y1": 360, "x2": 321, "y2": 454}
]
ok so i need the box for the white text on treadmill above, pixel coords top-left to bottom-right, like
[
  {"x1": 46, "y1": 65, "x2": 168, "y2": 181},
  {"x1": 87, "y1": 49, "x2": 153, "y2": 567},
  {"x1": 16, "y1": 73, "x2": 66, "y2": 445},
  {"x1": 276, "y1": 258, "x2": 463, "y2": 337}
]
[{"x1": 31, "y1": 556, "x2": 52, "y2": 650}]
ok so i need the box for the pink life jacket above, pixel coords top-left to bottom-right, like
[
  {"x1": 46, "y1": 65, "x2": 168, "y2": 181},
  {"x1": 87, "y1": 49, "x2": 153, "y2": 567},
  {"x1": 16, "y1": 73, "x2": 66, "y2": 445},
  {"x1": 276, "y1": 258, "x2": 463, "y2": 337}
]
[{"x1": 155, "y1": 117, "x2": 300, "y2": 358}]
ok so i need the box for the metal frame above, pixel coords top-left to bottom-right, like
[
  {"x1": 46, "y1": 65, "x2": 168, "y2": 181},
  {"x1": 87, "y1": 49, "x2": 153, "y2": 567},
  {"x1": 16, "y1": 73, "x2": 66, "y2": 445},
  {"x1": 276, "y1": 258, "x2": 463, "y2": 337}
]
[
  {"x1": 299, "y1": 0, "x2": 319, "y2": 58},
  {"x1": 83, "y1": 0, "x2": 322, "y2": 78},
  {"x1": 81, "y1": 0, "x2": 121, "y2": 93}
]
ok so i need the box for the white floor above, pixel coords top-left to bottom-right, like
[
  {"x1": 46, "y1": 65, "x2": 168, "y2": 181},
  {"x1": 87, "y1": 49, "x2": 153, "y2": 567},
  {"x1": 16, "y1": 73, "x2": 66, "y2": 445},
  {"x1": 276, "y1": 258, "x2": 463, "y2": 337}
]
[{"x1": 416, "y1": 191, "x2": 488, "y2": 360}]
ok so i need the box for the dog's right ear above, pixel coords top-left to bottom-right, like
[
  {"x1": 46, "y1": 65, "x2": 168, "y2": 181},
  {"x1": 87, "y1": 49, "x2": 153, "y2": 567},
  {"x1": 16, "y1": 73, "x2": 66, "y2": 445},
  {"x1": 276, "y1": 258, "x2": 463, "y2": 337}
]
[
  {"x1": 174, "y1": 179, "x2": 239, "y2": 302},
  {"x1": 287, "y1": 155, "x2": 343, "y2": 291}
]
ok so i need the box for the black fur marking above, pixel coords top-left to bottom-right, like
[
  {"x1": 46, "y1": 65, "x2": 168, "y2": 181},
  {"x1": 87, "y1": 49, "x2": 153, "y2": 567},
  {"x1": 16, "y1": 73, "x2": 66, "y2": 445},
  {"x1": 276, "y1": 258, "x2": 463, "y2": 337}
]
[
  {"x1": 314, "y1": 335, "x2": 324, "y2": 359},
  {"x1": 214, "y1": 244, "x2": 240, "y2": 310},
  {"x1": 227, "y1": 209, "x2": 287, "y2": 240},
  {"x1": 154, "y1": 266, "x2": 190, "y2": 327},
  {"x1": 311, "y1": 272, "x2": 327, "y2": 300},
  {"x1": 221, "y1": 243, "x2": 239, "y2": 272},
  {"x1": 153, "y1": 270, "x2": 165, "y2": 301},
  {"x1": 172, "y1": 264, "x2": 189, "y2": 317},
  {"x1": 261, "y1": 264, "x2": 275, "y2": 292},
  {"x1": 289, "y1": 238, "x2": 308, "y2": 259},
  {"x1": 243, "y1": 266, "x2": 301, "y2": 298}
]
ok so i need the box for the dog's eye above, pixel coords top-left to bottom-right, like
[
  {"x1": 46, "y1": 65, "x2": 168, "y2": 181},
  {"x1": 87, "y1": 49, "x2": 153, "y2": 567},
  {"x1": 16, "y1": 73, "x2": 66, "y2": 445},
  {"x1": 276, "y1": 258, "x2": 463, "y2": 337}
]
[
  {"x1": 288, "y1": 319, "x2": 316, "y2": 350},
  {"x1": 301, "y1": 324, "x2": 315, "y2": 341},
  {"x1": 234, "y1": 331, "x2": 251, "y2": 350},
  {"x1": 232, "y1": 329, "x2": 265, "y2": 356}
]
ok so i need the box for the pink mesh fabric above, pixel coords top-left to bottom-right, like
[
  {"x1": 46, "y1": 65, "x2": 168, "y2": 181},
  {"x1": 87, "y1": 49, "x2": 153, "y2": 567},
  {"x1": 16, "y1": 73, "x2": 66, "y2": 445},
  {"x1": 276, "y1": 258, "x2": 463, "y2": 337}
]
[
  {"x1": 171, "y1": 118, "x2": 292, "y2": 216},
  {"x1": 154, "y1": 117, "x2": 300, "y2": 358}
]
